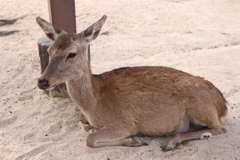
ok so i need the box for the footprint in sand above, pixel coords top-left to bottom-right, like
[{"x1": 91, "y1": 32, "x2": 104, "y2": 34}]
[
  {"x1": 15, "y1": 143, "x2": 51, "y2": 160},
  {"x1": 12, "y1": 65, "x2": 26, "y2": 80},
  {"x1": 0, "y1": 115, "x2": 17, "y2": 128},
  {"x1": 224, "y1": 85, "x2": 240, "y2": 98},
  {"x1": 48, "y1": 121, "x2": 63, "y2": 135}
]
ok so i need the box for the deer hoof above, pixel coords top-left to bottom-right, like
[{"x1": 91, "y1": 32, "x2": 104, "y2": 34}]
[
  {"x1": 200, "y1": 132, "x2": 212, "y2": 140},
  {"x1": 161, "y1": 145, "x2": 173, "y2": 152}
]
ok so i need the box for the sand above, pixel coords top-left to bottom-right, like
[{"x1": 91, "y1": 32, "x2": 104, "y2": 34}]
[{"x1": 0, "y1": 0, "x2": 240, "y2": 159}]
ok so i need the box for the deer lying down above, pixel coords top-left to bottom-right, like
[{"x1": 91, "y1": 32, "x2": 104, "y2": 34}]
[{"x1": 36, "y1": 15, "x2": 227, "y2": 152}]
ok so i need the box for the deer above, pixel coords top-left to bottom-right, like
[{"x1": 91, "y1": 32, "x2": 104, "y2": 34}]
[{"x1": 36, "y1": 15, "x2": 227, "y2": 152}]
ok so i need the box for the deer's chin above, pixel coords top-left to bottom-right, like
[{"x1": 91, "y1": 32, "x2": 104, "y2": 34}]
[
  {"x1": 46, "y1": 85, "x2": 57, "y2": 90},
  {"x1": 46, "y1": 81, "x2": 65, "y2": 90}
]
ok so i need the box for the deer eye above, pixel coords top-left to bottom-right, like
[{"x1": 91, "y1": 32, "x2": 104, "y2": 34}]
[{"x1": 67, "y1": 53, "x2": 76, "y2": 60}]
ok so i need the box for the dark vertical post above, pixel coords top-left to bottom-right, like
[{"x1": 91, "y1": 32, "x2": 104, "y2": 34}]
[
  {"x1": 48, "y1": 0, "x2": 76, "y2": 33},
  {"x1": 38, "y1": 37, "x2": 53, "y2": 74}
]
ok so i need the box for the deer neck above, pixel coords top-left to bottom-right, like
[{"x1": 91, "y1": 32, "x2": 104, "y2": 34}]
[{"x1": 66, "y1": 65, "x2": 97, "y2": 115}]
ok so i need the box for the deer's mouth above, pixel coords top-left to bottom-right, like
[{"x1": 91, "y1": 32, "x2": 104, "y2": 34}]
[
  {"x1": 45, "y1": 81, "x2": 65, "y2": 90},
  {"x1": 38, "y1": 83, "x2": 58, "y2": 90},
  {"x1": 47, "y1": 84, "x2": 57, "y2": 90},
  {"x1": 38, "y1": 78, "x2": 64, "y2": 91}
]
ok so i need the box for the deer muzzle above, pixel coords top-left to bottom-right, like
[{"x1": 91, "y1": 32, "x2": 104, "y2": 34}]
[{"x1": 38, "y1": 79, "x2": 49, "y2": 90}]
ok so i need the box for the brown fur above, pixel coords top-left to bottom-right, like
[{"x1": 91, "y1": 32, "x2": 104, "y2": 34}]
[{"x1": 36, "y1": 15, "x2": 227, "y2": 151}]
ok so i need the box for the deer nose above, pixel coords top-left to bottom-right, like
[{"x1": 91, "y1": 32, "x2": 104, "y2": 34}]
[{"x1": 38, "y1": 79, "x2": 49, "y2": 90}]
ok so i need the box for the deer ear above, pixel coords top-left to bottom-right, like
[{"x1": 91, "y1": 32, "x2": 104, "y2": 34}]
[
  {"x1": 83, "y1": 15, "x2": 107, "y2": 42},
  {"x1": 36, "y1": 17, "x2": 66, "y2": 41}
]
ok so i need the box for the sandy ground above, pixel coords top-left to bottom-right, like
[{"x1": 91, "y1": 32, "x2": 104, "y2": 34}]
[{"x1": 0, "y1": 0, "x2": 240, "y2": 159}]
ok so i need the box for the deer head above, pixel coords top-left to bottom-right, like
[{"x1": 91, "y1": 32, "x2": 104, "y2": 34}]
[{"x1": 36, "y1": 15, "x2": 107, "y2": 90}]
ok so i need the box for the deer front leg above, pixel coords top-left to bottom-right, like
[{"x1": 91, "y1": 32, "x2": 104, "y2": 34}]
[
  {"x1": 80, "y1": 113, "x2": 89, "y2": 124},
  {"x1": 79, "y1": 113, "x2": 94, "y2": 132},
  {"x1": 86, "y1": 126, "x2": 148, "y2": 148}
]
